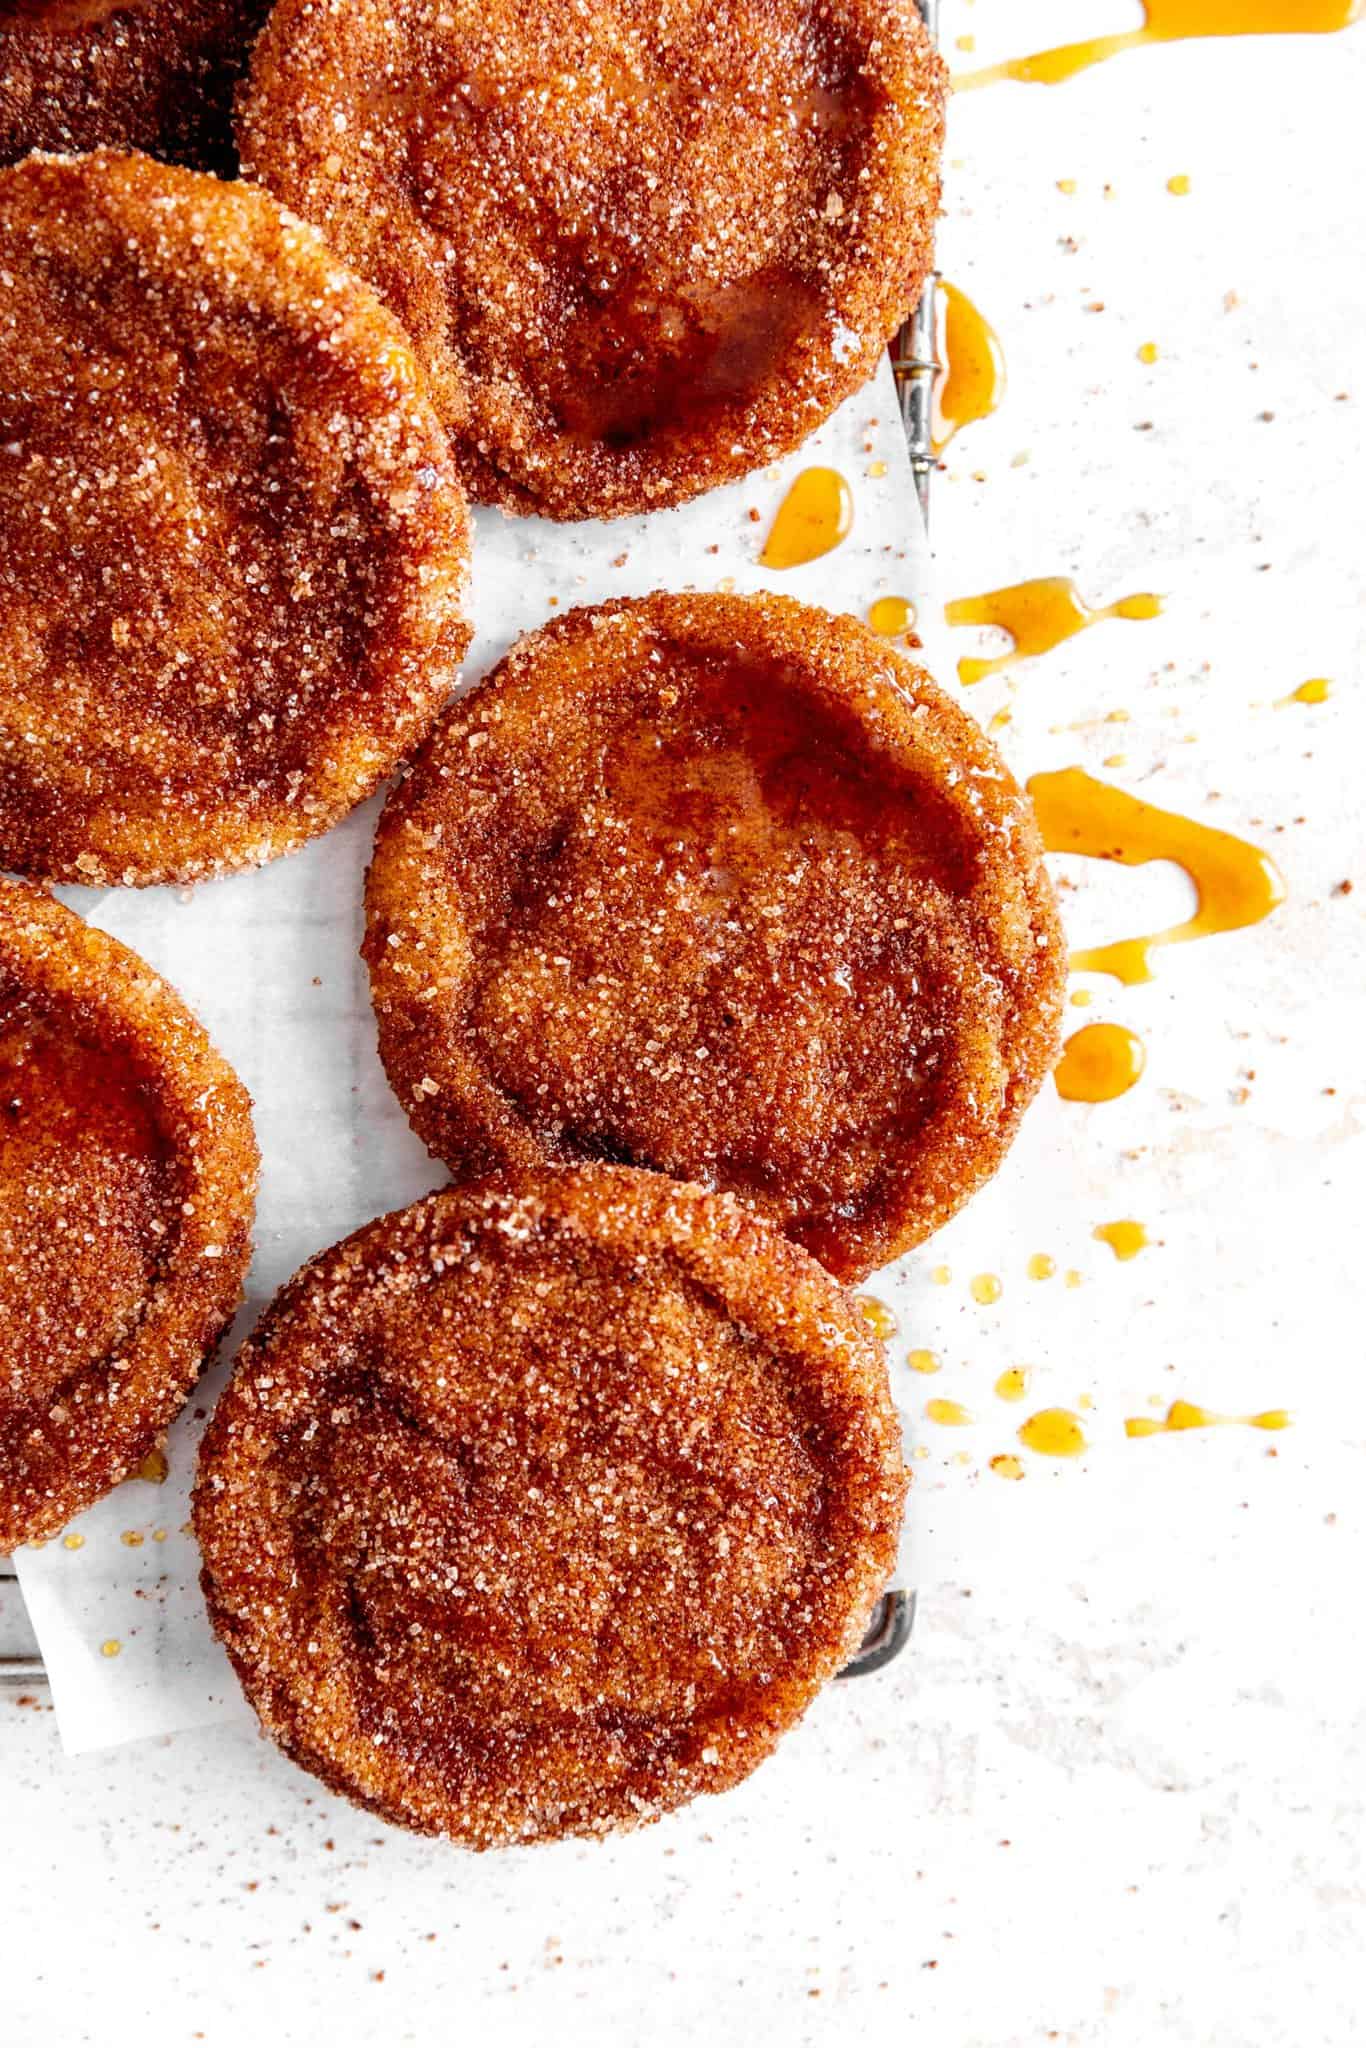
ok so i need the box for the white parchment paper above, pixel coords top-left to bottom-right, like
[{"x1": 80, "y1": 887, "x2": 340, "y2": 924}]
[{"x1": 15, "y1": 361, "x2": 938, "y2": 1752}]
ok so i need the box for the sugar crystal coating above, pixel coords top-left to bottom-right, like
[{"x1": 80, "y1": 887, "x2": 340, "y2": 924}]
[
  {"x1": 195, "y1": 1168, "x2": 907, "y2": 1846},
  {"x1": 0, "y1": 876, "x2": 258, "y2": 1550},
  {"x1": 0, "y1": 150, "x2": 472, "y2": 886},
  {"x1": 365, "y1": 593, "x2": 1066, "y2": 1282},
  {"x1": 239, "y1": 0, "x2": 947, "y2": 518}
]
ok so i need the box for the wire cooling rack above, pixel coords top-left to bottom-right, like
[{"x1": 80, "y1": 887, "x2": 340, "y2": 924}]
[{"x1": 0, "y1": 0, "x2": 941, "y2": 1696}]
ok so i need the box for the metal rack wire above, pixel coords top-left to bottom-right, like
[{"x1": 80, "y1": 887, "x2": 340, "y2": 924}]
[
  {"x1": 0, "y1": 1563, "x2": 40, "y2": 1687},
  {"x1": 0, "y1": 0, "x2": 941, "y2": 1697}
]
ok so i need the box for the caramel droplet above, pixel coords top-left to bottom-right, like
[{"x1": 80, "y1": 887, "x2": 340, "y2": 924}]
[
  {"x1": 1018, "y1": 1407, "x2": 1088, "y2": 1458},
  {"x1": 1055, "y1": 1022, "x2": 1146, "y2": 1103},
  {"x1": 989, "y1": 1453, "x2": 1026, "y2": 1481},
  {"x1": 1027, "y1": 1252, "x2": 1056, "y2": 1280},
  {"x1": 1278, "y1": 677, "x2": 1332, "y2": 707},
  {"x1": 855, "y1": 1295, "x2": 899, "y2": 1340},
  {"x1": 868, "y1": 595, "x2": 916, "y2": 637},
  {"x1": 970, "y1": 1272, "x2": 1003, "y2": 1306},
  {"x1": 995, "y1": 1367, "x2": 1031, "y2": 1403},
  {"x1": 135, "y1": 1446, "x2": 169, "y2": 1484},
  {"x1": 100, "y1": 1639, "x2": 122, "y2": 1659},
  {"x1": 760, "y1": 467, "x2": 853, "y2": 569},
  {"x1": 908, "y1": 1348, "x2": 941, "y2": 1375},
  {"x1": 1029, "y1": 766, "x2": 1286, "y2": 986},
  {"x1": 926, "y1": 1398, "x2": 974, "y2": 1426},
  {"x1": 1093, "y1": 1219, "x2": 1149, "y2": 1260}
]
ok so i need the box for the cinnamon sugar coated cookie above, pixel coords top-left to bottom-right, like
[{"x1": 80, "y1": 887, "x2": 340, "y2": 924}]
[
  {"x1": 1, "y1": 0, "x2": 271, "y2": 172},
  {"x1": 195, "y1": 1170, "x2": 906, "y2": 1845},
  {"x1": 238, "y1": 0, "x2": 946, "y2": 519},
  {"x1": 365, "y1": 594, "x2": 1066, "y2": 1283},
  {"x1": 0, "y1": 878, "x2": 257, "y2": 1551},
  {"x1": 0, "y1": 151, "x2": 471, "y2": 887}
]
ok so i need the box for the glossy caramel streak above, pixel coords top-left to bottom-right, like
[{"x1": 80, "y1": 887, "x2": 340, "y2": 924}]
[
  {"x1": 1028, "y1": 767, "x2": 1285, "y2": 985},
  {"x1": 933, "y1": 281, "x2": 1006, "y2": 453},
  {"x1": 1126, "y1": 1400, "x2": 1290, "y2": 1438},
  {"x1": 946, "y1": 579, "x2": 1160, "y2": 686},
  {"x1": 955, "y1": 0, "x2": 1362, "y2": 91},
  {"x1": 761, "y1": 467, "x2": 854, "y2": 569}
]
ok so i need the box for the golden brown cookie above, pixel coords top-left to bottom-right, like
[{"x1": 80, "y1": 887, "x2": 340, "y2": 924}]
[
  {"x1": 195, "y1": 1169, "x2": 906, "y2": 1845},
  {"x1": 364, "y1": 593, "x2": 1065, "y2": 1283},
  {"x1": 0, "y1": 878, "x2": 257, "y2": 1550},
  {"x1": 0, "y1": 150, "x2": 471, "y2": 887},
  {"x1": 1, "y1": 0, "x2": 270, "y2": 173},
  {"x1": 238, "y1": 0, "x2": 946, "y2": 519}
]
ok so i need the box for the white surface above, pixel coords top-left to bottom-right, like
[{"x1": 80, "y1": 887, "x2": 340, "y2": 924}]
[{"x1": 5, "y1": 3, "x2": 1366, "y2": 2039}]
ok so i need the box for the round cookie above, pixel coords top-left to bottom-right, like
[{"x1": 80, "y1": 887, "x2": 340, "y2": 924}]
[
  {"x1": 238, "y1": 0, "x2": 946, "y2": 519},
  {"x1": 1, "y1": 0, "x2": 271, "y2": 173},
  {"x1": 0, "y1": 150, "x2": 471, "y2": 887},
  {"x1": 194, "y1": 1170, "x2": 907, "y2": 1845},
  {"x1": 0, "y1": 877, "x2": 257, "y2": 1551},
  {"x1": 364, "y1": 593, "x2": 1065, "y2": 1283}
]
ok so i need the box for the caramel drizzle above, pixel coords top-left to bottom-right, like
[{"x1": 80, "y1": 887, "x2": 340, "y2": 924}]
[
  {"x1": 1126, "y1": 1400, "x2": 1290, "y2": 1438},
  {"x1": 1028, "y1": 767, "x2": 1285, "y2": 986},
  {"x1": 760, "y1": 467, "x2": 853, "y2": 569},
  {"x1": 933, "y1": 281, "x2": 1006, "y2": 453},
  {"x1": 955, "y1": 2, "x2": 1362, "y2": 93},
  {"x1": 945, "y1": 578, "x2": 1160, "y2": 687}
]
